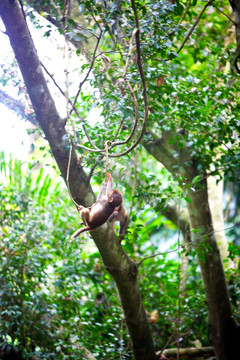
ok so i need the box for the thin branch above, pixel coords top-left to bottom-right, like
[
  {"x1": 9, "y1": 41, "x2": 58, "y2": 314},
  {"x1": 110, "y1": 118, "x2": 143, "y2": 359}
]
[
  {"x1": 214, "y1": 5, "x2": 236, "y2": 25},
  {"x1": 178, "y1": 0, "x2": 192, "y2": 25},
  {"x1": 86, "y1": 3, "x2": 102, "y2": 31},
  {"x1": 90, "y1": 29, "x2": 140, "y2": 151},
  {"x1": 137, "y1": 221, "x2": 240, "y2": 266},
  {"x1": 0, "y1": 89, "x2": 36, "y2": 124},
  {"x1": 95, "y1": 50, "x2": 120, "y2": 58},
  {"x1": 50, "y1": 0, "x2": 63, "y2": 19},
  {"x1": 125, "y1": 150, "x2": 138, "y2": 233},
  {"x1": 87, "y1": 155, "x2": 104, "y2": 182},
  {"x1": 44, "y1": 0, "x2": 147, "y2": 159},
  {"x1": 41, "y1": 60, "x2": 101, "y2": 150},
  {"x1": 111, "y1": 79, "x2": 139, "y2": 148},
  {"x1": 76, "y1": 143, "x2": 104, "y2": 153},
  {"x1": 63, "y1": 3, "x2": 147, "y2": 158},
  {"x1": 76, "y1": 0, "x2": 148, "y2": 158},
  {"x1": 41, "y1": 5, "x2": 143, "y2": 156},
  {"x1": 177, "y1": 0, "x2": 215, "y2": 54},
  {"x1": 137, "y1": 248, "x2": 181, "y2": 266},
  {"x1": 70, "y1": 22, "x2": 103, "y2": 113},
  {"x1": 75, "y1": 24, "x2": 98, "y2": 39},
  {"x1": 106, "y1": 0, "x2": 148, "y2": 158},
  {"x1": 111, "y1": 119, "x2": 124, "y2": 143},
  {"x1": 21, "y1": 0, "x2": 144, "y2": 157},
  {"x1": 108, "y1": 28, "x2": 140, "y2": 149},
  {"x1": 123, "y1": 28, "x2": 138, "y2": 78},
  {"x1": 41, "y1": 61, "x2": 66, "y2": 98}
]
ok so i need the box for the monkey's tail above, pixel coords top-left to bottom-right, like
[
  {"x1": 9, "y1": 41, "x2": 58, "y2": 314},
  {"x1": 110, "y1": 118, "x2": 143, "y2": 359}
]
[{"x1": 71, "y1": 226, "x2": 91, "y2": 239}]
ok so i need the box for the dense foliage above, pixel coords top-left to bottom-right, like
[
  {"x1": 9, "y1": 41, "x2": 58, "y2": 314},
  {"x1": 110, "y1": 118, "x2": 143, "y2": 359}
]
[
  {"x1": 0, "y1": 0, "x2": 240, "y2": 359},
  {"x1": 0, "y1": 154, "x2": 239, "y2": 358},
  {"x1": 0, "y1": 154, "x2": 210, "y2": 359}
]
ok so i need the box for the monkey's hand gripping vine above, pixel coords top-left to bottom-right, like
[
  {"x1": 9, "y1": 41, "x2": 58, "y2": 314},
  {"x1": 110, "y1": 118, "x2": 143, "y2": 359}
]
[{"x1": 71, "y1": 173, "x2": 128, "y2": 239}]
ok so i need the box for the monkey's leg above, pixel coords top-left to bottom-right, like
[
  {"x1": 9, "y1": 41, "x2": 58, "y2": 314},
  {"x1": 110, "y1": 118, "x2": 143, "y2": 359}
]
[
  {"x1": 79, "y1": 208, "x2": 90, "y2": 225},
  {"x1": 71, "y1": 208, "x2": 91, "y2": 239}
]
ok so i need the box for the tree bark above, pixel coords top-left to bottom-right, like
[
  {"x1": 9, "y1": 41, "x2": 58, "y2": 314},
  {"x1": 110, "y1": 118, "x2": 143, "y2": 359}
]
[
  {"x1": 160, "y1": 346, "x2": 214, "y2": 359},
  {"x1": 0, "y1": 1, "x2": 156, "y2": 359},
  {"x1": 0, "y1": 89, "x2": 37, "y2": 125},
  {"x1": 207, "y1": 174, "x2": 233, "y2": 268},
  {"x1": 164, "y1": 201, "x2": 191, "y2": 293}
]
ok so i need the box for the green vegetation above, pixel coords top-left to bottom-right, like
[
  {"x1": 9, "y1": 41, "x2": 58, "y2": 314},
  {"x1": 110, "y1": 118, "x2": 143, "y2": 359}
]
[{"x1": 0, "y1": 1, "x2": 240, "y2": 359}]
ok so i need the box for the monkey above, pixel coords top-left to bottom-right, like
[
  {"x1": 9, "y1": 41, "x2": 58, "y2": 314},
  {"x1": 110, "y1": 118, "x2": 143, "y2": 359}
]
[{"x1": 71, "y1": 173, "x2": 123, "y2": 238}]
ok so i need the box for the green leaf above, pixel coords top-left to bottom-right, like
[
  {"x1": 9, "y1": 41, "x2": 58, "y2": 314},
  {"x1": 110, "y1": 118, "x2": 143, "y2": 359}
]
[{"x1": 192, "y1": 175, "x2": 202, "y2": 184}]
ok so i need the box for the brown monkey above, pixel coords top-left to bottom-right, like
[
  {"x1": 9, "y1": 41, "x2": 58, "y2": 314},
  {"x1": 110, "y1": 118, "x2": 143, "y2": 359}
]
[{"x1": 71, "y1": 173, "x2": 123, "y2": 238}]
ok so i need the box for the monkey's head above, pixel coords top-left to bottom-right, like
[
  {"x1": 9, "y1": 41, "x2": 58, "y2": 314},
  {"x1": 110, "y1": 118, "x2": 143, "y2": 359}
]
[{"x1": 108, "y1": 189, "x2": 122, "y2": 207}]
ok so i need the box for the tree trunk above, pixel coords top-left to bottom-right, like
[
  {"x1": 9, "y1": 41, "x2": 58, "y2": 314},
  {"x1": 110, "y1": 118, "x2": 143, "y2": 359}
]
[
  {"x1": 164, "y1": 201, "x2": 191, "y2": 293},
  {"x1": 207, "y1": 174, "x2": 233, "y2": 268},
  {"x1": 0, "y1": 1, "x2": 156, "y2": 359},
  {"x1": 144, "y1": 132, "x2": 240, "y2": 360},
  {"x1": 186, "y1": 177, "x2": 240, "y2": 360}
]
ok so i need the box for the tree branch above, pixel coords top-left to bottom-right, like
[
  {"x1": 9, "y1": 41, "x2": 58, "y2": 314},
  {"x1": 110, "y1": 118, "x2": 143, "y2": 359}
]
[
  {"x1": 0, "y1": 89, "x2": 36, "y2": 124},
  {"x1": 177, "y1": 0, "x2": 215, "y2": 55},
  {"x1": 159, "y1": 346, "x2": 214, "y2": 359}
]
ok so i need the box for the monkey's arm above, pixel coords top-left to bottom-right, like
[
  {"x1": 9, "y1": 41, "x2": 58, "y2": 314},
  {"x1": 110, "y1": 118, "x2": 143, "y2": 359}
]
[
  {"x1": 97, "y1": 180, "x2": 107, "y2": 201},
  {"x1": 97, "y1": 172, "x2": 113, "y2": 201},
  {"x1": 106, "y1": 172, "x2": 113, "y2": 196}
]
